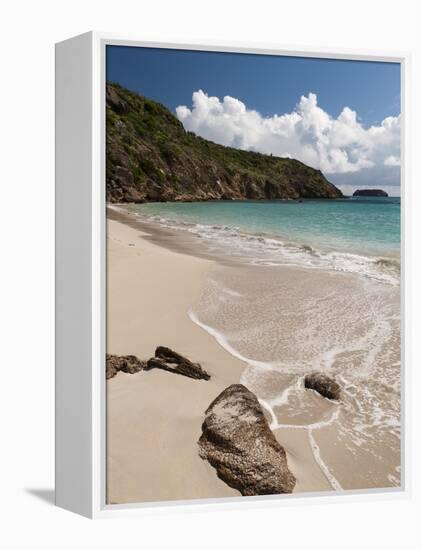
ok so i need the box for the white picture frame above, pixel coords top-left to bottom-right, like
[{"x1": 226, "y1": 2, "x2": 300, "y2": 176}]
[{"x1": 55, "y1": 31, "x2": 410, "y2": 518}]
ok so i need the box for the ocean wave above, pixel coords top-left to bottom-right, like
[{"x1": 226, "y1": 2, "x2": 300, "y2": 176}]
[{"x1": 133, "y1": 211, "x2": 400, "y2": 286}]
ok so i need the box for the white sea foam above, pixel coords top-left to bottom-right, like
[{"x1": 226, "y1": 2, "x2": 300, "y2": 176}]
[
  {"x1": 114, "y1": 203, "x2": 400, "y2": 489},
  {"x1": 189, "y1": 288, "x2": 400, "y2": 490},
  {"x1": 157, "y1": 204, "x2": 402, "y2": 489},
  {"x1": 272, "y1": 407, "x2": 341, "y2": 432},
  {"x1": 257, "y1": 399, "x2": 343, "y2": 490},
  {"x1": 190, "y1": 308, "x2": 346, "y2": 490},
  {"x1": 188, "y1": 309, "x2": 282, "y2": 370},
  {"x1": 265, "y1": 376, "x2": 304, "y2": 409},
  {"x1": 132, "y1": 212, "x2": 399, "y2": 286},
  {"x1": 308, "y1": 428, "x2": 343, "y2": 490}
]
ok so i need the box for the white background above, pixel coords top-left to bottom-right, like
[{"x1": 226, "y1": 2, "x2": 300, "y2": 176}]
[{"x1": 0, "y1": 0, "x2": 419, "y2": 547}]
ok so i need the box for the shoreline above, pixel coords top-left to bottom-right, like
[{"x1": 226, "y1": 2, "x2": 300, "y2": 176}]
[
  {"x1": 107, "y1": 204, "x2": 239, "y2": 267},
  {"x1": 108, "y1": 203, "x2": 400, "y2": 287},
  {"x1": 107, "y1": 205, "x2": 400, "y2": 503},
  {"x1": 106, "y1": 213, "x2": 336, "y2": 504}
]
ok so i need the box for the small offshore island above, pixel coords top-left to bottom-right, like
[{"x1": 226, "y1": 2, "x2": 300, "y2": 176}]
[{"x1": 353, "y1": 188, "x2": 389, "y2": 197}]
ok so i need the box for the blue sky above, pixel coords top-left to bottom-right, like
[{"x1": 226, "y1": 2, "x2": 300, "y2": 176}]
[{"x1": 107, "y1": 46, "x2": 401, "y2": 193}]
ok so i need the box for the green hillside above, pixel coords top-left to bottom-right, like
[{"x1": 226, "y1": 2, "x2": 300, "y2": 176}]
[{"x1": 106, "y1": 83, "x2": 343, "y2": 202}]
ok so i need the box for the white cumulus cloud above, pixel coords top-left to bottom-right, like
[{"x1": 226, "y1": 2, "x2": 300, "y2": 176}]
[
  {"x1": 384, "y1": 155, "x2": 401, "y2": 167},
  {"x1": 176, "y1": 90, "x2": 400, "y2": 186}
]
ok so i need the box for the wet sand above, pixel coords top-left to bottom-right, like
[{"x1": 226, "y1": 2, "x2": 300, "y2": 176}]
[
  {"x1": 107, "y1": 215, "x2": 337, "y2": 504},
  {"x1": 194, "y1": 261, "x2": 401, "y2": 491},
  {"x1": 106, "y1": 208, "x2": 400, "y2": 504}
]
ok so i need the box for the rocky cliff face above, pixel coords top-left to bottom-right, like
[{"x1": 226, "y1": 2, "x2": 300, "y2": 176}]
[{"x1": 106, "y1": 83, "x2": 343, "y2": 203}]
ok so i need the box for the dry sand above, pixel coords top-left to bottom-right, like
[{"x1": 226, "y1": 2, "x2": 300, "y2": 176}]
[
  {"x1": 106, "y1": 216, "x2": 335, "y2": 504},
  {"x1": 107, "y1": 218, "x2": 242, "y2": 503}
]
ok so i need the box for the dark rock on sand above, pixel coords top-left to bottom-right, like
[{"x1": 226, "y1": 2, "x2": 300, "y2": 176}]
[
  {"x1": 304, "y1": 372, "x2": 341, "y2": 400},
  {"x1": 106, "y1": 353, "x2": 146, "y2": 379},
  {"x1": 146, "y1": 346, "x2": 210, "y2": 380},
  {"x1": 119, "y1": 355, "x2": 146, "y2": 374},
  {"x1": 106, "y1": 354, "x2": 121, "y2": 379},
  {"x1": 198, "y1": 384, "x2": 296, "y2": 496}
]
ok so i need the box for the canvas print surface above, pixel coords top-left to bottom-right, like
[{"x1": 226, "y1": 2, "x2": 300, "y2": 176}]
[{"x1": 105, "y1": 45, "x2": 401, "y2": 504}]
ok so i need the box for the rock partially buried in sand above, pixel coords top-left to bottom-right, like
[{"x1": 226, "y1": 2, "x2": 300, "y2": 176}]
[
  {"x1": 106, "y1": 355, "x2": 121, "y2": 379},
  {"x1": 198, "y1": 384, "x2": 296, "y2": 496},
  {"x1": 119, "y1": 355, "x2": 147, "y2": 374},
  {"x1": 146, "y1": 346, "x2": 210, "y2": 380},
  {"x1": 106, "y1": 354, "x2": 146, "y2": 379},
  {"x1": 304, "y1": 372, "x2": 341, "y2": 400}
]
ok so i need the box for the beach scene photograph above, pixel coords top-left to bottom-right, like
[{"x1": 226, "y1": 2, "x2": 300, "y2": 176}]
[{"x1": 105, "y1": 45, "x2": 401, "y2": 505}]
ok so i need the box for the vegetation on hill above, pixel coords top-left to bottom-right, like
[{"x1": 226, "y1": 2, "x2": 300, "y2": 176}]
[{"x1": 106, "y1": 83, "x2": 343, "y2": 202}]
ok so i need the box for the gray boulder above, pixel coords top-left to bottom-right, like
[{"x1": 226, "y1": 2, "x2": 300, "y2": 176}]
[{"x1": 198, "y1": 384, "x2": 296, "y2": 496}]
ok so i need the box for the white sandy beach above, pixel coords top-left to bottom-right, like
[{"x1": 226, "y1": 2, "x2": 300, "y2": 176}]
[
  {"x1": 106, "y1": 218, "x2": 242, "y2": 503},
  {"x1": 106, "y1": 216, "x2": 337, "y2": 504}
]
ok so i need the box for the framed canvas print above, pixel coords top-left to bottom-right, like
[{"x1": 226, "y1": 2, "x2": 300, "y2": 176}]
[{"x1": 55, "y1": 32, "x2": 409, "y2": 518}]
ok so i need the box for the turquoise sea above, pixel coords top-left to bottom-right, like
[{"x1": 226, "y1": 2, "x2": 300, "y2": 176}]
[
  {"x1": 117, "y1": 196, "x2": 401, "y2": 488},
  {"x1": 126, "y1": 197, "x2": 400, "y2": 285}
]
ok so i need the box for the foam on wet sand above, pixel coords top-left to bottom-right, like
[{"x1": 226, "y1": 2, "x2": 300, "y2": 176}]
[{"x1": 106, "y1": 208, "x2": 400, "y2": 504}]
